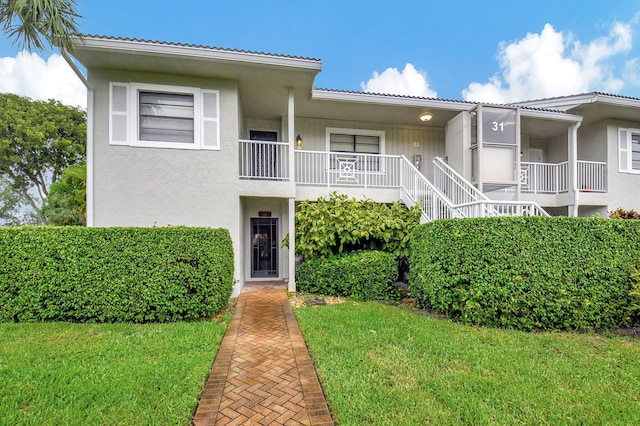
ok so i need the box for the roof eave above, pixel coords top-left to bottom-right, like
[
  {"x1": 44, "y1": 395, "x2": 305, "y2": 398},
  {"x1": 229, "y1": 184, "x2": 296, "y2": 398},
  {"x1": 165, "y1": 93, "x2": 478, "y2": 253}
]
[
  {"x1": 74, "y1": 36, "x2": 323, "y2": 72},
  {"x1": 312, "y1": 88, "x2": 474, "y2": 111}
]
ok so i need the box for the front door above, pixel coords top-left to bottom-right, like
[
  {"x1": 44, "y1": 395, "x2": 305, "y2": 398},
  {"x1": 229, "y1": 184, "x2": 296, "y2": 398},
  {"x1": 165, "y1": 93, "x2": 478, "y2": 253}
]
[
  {"x1": 249, "y1": 131, "x2": 279, "y2": 179},
  {"x1": 251, "y1": 218, "x2": 278, "y2": 278}
]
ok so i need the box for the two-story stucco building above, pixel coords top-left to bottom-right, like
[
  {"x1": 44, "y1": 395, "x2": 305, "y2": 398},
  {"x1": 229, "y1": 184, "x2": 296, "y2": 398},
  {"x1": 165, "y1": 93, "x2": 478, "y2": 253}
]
[{"x1": 65, "y1": 36, "x2": 640, "y2": 295}]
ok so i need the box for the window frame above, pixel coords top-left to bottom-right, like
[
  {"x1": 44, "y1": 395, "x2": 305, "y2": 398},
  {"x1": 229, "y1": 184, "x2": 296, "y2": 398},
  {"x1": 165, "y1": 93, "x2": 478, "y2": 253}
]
[
  {"x1": 325, "y1": 127, "x2": 385, "y2": 173},
  {"x1": 619, "y1": 127, "x2": 640, "y2": 174},
  {"x1": 109, "y1": 82, "x2": 220, "y2": 151}
]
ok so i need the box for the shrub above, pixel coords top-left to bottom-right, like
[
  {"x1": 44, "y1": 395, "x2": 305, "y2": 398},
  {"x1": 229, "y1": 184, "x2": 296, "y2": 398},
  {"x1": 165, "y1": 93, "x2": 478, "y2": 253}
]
[
  {"x1": 410, "y1": 217, "x2": 640, "y2": 331},
  {"x1": 609, "y1": 208, "x2": 640, "y2": 219},
  {"x1": 296, "y1": 250, "x2": 399, "y2": 301},
  {"x1": 292, "y1": 192, "x2": 421, "y2": 261},
  {"x1": 0, "y1": 227, "x2": 234, "y2": 323},
  {"x1": 630, "y1": 268, "x2": 640, "y2": 324}
]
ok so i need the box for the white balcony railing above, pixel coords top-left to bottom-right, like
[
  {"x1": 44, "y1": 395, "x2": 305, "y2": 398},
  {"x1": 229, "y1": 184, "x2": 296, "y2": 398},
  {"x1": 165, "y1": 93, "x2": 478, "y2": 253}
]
[
  {"x1": 578, "y1": 160, "x2": 607, "y2": 192},
  {"x1": 295, "y1": 150, "x2": 402, "y2": 188},
  {"x1": 239, "y1": 139, "x2": 289, "y2": 180},
  {"x1": 520, "y1": 161, "x2": 568, "y2": 193},
  {"x1": 520, "y1": 160, "x2": 606, "y2": 194},
  {"x1": 239, "y1": 141, "x2": 550, "y2": 221}
]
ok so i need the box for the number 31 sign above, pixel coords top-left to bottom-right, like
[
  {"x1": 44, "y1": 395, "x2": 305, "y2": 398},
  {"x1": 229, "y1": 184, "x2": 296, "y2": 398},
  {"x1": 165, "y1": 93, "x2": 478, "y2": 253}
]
[{"x1": 482, "y1": 108, "x2": 516, "y2": 144}]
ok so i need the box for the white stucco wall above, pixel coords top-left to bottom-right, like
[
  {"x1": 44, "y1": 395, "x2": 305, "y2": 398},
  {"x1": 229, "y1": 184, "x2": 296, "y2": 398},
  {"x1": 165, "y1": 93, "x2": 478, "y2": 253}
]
[
  {"x1": 445, "y1": 111, "x2": 470, "y2": 178},
  {"x1": 89, "y1": 69, "x2": 243, "y2": 291},
  {"x1": 605, "y1": 121, "x2": 640, "y2": 212}
]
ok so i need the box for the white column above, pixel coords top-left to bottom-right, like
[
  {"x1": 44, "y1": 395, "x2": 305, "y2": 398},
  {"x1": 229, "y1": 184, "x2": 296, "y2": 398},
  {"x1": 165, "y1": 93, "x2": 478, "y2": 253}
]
[
  {"x1": 569, "y1": 121, "x2": 582, "y2": 217},
  {"x1": 287, "y1": 89, "x2": 296, "y2": 293},
  {"x1": 86, "y1": 89, "x2": 95, "y2": 226},
  {"x1": 288, "y1": 197, "x2": 296, "y2": 293},
  {"x1": 288, "y1": 89, "x2": 295, "y2": 183}
]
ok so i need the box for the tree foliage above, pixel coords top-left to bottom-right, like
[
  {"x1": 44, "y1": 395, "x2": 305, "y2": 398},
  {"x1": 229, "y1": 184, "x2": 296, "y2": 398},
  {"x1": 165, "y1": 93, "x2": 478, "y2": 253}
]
[
  {"x1": 0, "y1": 0, "x2": 83, "y2": 52},
  {"x1": 291, "y1": 192, "x2": 421, "y2": 261},
  {"x1": 41, "y1": 163, "x2": 85, "y2": 225},
  {"x1": 0, "y1": 92, "x2": 86, "y2": 224}
]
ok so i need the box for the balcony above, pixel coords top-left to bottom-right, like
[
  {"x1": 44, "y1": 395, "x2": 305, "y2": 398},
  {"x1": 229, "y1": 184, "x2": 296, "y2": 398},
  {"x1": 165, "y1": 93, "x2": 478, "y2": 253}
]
[
  {"x1": 239, "y1": 139, "x2": 289, "y2": 181},
  {"x1": 520, "y1": 161, "x2": 606, "y2": 194},
  {"x1": 295, "y1": 150, "x2": 402, "y2": 188}
]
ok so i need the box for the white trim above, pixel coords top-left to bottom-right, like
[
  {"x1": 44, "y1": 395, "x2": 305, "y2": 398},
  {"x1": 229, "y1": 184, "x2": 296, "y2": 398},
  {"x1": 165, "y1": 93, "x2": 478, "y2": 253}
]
[
  {"x1": 87, "y1": 89, "x2": 95, "y2": 226},
  {"x1": 313, "y1": 89, "x2": 472, "y2": 111},
  {"x1": 109, "y1": 82, "x2": 220, "y2": 150},
  {"x1": 618, "y1": 127, "x2": 640, "y2": 174},
  {"x1": 130, "y1": 82, "x2": 200, "y2": 150},
  {"x1": 325, "y1": 127, "x2": 385, "y2": 154},
  {"x1": 109, "y1": 82, "x2": 128, "y2": 145},
  {"x1": 79, "y1": 36, "x2": 322, "y2": 71},
  {"x1": 201, "y1": 89, "x2": 221, "y2": 150}
]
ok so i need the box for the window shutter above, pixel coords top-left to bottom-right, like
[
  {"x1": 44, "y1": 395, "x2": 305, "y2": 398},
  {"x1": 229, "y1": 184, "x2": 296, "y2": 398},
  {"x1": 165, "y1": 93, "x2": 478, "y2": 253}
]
[
  {"x1": 110, "y1": 83, "x2": 129, "y2": 144},
  {"x1": 619, "y1": 128, "x2": 629, "y2": 172},
  {"x1": 202, "y1": 90, "x2": 220, "y2": 150}
]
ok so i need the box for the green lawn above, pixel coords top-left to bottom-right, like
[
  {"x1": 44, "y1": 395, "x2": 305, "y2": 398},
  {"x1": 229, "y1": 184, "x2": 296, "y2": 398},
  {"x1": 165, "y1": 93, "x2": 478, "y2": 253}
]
[
  {"x1": 295, "y1": 302, "x2": 640, "y2": 425},
  {"x1": 0, "y1": 321, "x2": 226, "y2": 425}
]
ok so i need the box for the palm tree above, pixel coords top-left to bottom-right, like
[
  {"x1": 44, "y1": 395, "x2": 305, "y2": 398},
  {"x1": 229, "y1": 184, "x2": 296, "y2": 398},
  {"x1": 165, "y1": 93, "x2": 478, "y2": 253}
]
[{"x1": 0, "y1": 0, "x2": 83, "y2": 52}]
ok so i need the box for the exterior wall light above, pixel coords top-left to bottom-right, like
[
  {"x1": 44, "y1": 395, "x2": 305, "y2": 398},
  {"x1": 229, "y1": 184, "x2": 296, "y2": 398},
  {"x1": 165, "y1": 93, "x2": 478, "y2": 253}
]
[
  {"x1": 419, "y1": 112, "x2": 433, "y2": 122},
  {"x1": 296, "y1": 134, "x2": 303, "y2": 148}
]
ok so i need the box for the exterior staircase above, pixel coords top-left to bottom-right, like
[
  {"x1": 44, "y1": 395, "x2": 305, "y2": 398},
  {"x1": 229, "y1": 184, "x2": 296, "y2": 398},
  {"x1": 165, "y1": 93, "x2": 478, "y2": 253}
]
[{"x1": 400, "y1": 156, "x2": 548, "y2": 222}]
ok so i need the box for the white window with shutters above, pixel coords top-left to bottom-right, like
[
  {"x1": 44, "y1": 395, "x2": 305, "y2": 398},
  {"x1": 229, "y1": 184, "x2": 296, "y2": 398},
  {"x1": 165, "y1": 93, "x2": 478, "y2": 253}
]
[
  {"x1": 109, "y1": 82, "x2": 220, "y2": 150},
  {"x1": 618, "y1": 127, "x2": 640, "y2": 173}
]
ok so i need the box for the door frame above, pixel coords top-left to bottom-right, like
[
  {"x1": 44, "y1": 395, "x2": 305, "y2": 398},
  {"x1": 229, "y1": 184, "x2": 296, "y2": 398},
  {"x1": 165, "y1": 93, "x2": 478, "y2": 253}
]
[{"x1": 250, "y1": 217, "x2": 279, "y2": 278}]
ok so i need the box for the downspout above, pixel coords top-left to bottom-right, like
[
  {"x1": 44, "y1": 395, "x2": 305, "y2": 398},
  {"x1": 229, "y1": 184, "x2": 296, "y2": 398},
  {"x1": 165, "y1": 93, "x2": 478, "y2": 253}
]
[
  {"x1": 62, "y1": 50, "x2": 94, "y2": 227},
  {"x1": 570, "y1": 121, "x2": 582, "y2": 217}
]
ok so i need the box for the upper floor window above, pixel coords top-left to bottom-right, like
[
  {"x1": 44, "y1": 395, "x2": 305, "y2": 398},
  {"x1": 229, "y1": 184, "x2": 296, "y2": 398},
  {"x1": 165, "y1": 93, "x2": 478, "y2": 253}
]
[
  {"x1": 618, "y1": 128, "x2": 640, "y2": 173},
  {"x1": 109, "y1": 82, "x2": 219, "y2": 150},
  {"x1": 326, "y1": 127, "x2": 384, "y2": 172}
]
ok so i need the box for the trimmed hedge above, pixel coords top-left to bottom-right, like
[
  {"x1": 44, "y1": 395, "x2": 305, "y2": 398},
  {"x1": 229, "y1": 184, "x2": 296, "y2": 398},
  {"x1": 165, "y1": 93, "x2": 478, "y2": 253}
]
[
  {"x1": 296, "y1": 250, "x2": 399, "y2": 301},
  {"x1": 0, "y1": 227, "x2": 234, "y2": 323},
  {"x1": 410, "y1": 217, "x2": 640, "y2": 330}
]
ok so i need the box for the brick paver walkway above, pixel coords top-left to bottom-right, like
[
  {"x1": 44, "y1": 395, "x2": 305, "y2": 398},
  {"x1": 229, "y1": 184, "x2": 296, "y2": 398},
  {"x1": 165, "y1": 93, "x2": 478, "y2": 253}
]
[{"x1": 192, "y1": 286, "x2": 334, "y2": 425}]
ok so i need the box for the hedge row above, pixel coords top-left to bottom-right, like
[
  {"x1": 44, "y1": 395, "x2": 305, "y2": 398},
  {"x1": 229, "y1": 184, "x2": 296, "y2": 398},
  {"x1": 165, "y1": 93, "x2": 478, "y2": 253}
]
[
  {"x1": 0, "y1": 227, "x2": 234, "y2": 323},
  {"x1": 410, "y1": 217, "x2": 640, "y2": 331},
  {"x1": 296, "y1": 250, "x2": 399, "y2": 301}
]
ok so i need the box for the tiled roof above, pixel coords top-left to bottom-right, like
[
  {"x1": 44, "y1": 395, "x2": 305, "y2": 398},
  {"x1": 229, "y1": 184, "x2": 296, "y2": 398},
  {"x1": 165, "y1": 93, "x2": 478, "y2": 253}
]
[
  {"x1": 315, "y1": 88, "x2": 571, "y2": 113},
  {"x1": 314, "y1": 87, "x2": 475, "y2": 104},
  {"x1": 518, "y1": 91, "x2": 640, "y2": 104},
  {"x1": 592, "y1": 91, "x2": 640, "y2": 102},
  {"x1": 81, "y1": 34, "x2": 322, "y2": 62}
]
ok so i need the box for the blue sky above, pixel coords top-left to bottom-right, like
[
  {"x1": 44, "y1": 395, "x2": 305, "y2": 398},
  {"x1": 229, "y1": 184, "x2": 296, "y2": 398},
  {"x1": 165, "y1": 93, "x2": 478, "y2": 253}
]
[{"x1": 1, "y1": 0, "x2": 640, "y2": 107}]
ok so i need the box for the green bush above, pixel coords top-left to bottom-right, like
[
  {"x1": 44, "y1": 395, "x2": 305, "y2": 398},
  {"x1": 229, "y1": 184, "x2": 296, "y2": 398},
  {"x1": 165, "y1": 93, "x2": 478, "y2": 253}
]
[
  {"x1": 410, "y1": 217, "x2": 640, "y2": 331},
  {"x1": 0, "y1": 227, "x2": 234, "y2": 323},
  {"x1": 292, "y1": 192, "x2": 421, "y2": 261},
  {"x1": 296, "y1": 250, "x2": 399, "y2": 301},
  {"x1": 630, "y1": 268, "x2": 640, "y2": 322}
]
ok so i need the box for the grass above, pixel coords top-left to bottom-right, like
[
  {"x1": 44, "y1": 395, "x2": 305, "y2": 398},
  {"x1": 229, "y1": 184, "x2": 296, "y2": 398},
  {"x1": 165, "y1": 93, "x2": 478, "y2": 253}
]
[
  {"x1": 295, "y1": 302, "x2": 640, "y2": 425},
  {"x1": 0, "y1": 321, "x2": 226, "y2": 425}
]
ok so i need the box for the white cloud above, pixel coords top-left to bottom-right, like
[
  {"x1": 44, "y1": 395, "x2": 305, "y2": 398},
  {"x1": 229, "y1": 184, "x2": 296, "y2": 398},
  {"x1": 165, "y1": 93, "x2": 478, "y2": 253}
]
[
  {"x1": 0, "y1": 51, "x2": 86, "y2": 108},
  {"x1": 463, "y1": 22, "x2": 634, "y2": 103},
  {"x1": 361, "y1": 63, "x2": 437, "y2": 98}
]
